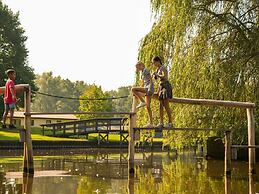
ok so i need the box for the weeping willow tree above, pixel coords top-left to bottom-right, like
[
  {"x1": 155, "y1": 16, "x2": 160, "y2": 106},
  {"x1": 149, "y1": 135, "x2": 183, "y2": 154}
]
[{"x1": 138, "y1": 0, "x2": 259, "y2": 148}]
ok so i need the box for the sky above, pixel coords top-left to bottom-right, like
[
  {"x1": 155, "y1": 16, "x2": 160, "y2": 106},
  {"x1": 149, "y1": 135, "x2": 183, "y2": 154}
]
[{"x1": 2, "y1": 0, "x2": 153, "y2": 91}]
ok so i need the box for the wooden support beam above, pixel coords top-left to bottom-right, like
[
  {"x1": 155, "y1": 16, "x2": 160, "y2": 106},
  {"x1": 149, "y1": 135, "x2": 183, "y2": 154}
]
[
  {"x1": 23, "y1": 87, "x2": 34, "y2": 174},
  {"x1": 247, "y1": 108, "x2": 256, "y2": 174},
  {"x1": 225, "y1": 131, "x2": 231, "y2": 175},
  {"x1": 128, "y1": 96, "x2": 137, "y2": 174}
]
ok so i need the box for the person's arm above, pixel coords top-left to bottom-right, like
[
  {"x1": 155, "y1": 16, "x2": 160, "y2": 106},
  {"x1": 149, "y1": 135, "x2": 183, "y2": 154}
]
[
  {"x1": 141, "y1": 79, "x2": 144, "y2": 87},
  {"x1": 156, "y1": 68, "x2": 167, "y2": 79},
  {"x1": 10, "y1": 86, "x2": 16, "y2": 102}
]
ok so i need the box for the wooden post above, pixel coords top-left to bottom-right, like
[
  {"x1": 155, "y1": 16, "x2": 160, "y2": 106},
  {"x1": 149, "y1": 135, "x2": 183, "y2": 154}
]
[
  {"x1": 22, "y1": 174, "x2": 34, "y2": 194},
  {"x1": 225, "y1": 131, "x2": 231, "y2": 175},
  {"x1": 249, "y1": 174, "x2": 256, "y2": 194},
  {"x1": 24, "y1": 87, "x2": 34, "y2": 174},
  {"x1": 53, "y1": 126, "x2": 56, "y2": 136},
  {"x1": 247, "y1": 108, "x2": 256, "y2": 174},
  {"x1": 42, "y1": 126, "x2": 45, "y2": 136},
  {"x1": 128, "y1": 173, "x2": 134, "y2": 194},
  {"x1": 128, "y1": 96, "x2": 137, "y2": 174},
  {"x1": 225, "y1": 175, "x2": 231, "y2": 194}
]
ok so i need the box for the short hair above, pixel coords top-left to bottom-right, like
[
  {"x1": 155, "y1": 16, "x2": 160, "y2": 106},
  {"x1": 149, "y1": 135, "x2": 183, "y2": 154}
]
[{"x1": 6, "y1": 69, "x2": 15, "y2": 75}]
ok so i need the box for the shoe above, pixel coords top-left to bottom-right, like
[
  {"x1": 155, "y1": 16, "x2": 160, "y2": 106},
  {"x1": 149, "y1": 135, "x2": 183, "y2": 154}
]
[
  {"x1": 145, "y1": 123, "x2": 154, "y2": 128},
  {"x1": 164, "y1": 123, "x2": 173, "y2": 128},
  {"x1": 9, "y1": 124, "x2": 16, "y2": 129},
  {"x1": 2, "y1": 124, "x2": 6, "y2": 129},
  {"x1": 156, "y1": 123, "x2": 164, "y2": 128},
  {"x1": 136, "y1": 102, "x2": 146, "y2": 109}
]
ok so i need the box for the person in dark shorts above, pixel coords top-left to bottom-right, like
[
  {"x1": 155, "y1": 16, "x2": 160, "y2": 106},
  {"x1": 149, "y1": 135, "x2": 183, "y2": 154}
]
[
  {"x1": 152, "y1": 56, "x2": 173, "y2": 128},
  {"x1": 131, "y1": 62, "x2": 154, "y2": 127},
  {"x1": 2, "y1": 69, "x2": 17, "y2": 129}
]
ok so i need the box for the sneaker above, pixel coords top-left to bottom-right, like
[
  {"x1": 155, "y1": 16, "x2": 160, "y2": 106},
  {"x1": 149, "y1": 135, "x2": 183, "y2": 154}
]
[
  {"x1": 145, "y1": 123, "x2": 154, "y2": 128},
  {"x1": 164, "y1": 123, "x2": 173, "y2": 128},
  {"x1": 9, "y1": 124, "x2": 16, "y2": 129},
  {"x1": 156, "y1": 123, "x2": 164, "y2": 128},
  {"x1": 2, "y1": 124, "x2": 6, "y2": 129},
  {"x1": 136, "y1": 102, "x2": 146, "y2": 109}
]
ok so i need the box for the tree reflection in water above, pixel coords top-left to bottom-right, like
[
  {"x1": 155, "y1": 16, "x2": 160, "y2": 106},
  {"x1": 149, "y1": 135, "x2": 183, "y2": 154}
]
[{"x1": 0, "y1": 151, "x2": 258, "y2": 194}]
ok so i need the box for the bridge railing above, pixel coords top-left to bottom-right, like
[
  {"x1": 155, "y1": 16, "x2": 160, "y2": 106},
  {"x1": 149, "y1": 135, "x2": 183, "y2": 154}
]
[{"x1": 128, "y1": 95, "x2": 256, "y2": 175}]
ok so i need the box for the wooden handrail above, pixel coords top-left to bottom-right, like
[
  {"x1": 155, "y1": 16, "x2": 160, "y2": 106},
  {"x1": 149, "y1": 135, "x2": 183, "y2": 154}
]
[
  {"x1": 25, "y1": 112, "x2": 136, "y2": 116},
  {"x1": 0, "y1": 84, "x2": 30, "y2": 94},
  {"x1": 232, "y1": 145, "x2": 259, "y2": 149},
  {"x1": 169, "y1": 97, "x2": 255, "y2": 109},
  {"x1": 133, "y1": 127, "x2": 231, "y2": 132}
]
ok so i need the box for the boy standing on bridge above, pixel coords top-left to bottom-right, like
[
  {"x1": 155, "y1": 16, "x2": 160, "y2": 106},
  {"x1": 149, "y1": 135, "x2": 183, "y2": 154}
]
[
  {"x1": 132, "y1": 62, "x2": 154, "y2": 127},
  {"x1": 2, "y1": 69, "x2": 17, "y2": 129}
]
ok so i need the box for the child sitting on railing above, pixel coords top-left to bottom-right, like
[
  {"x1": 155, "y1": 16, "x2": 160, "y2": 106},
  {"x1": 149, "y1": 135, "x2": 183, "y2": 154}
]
[{"x1": 131, "y1": 62, "x2": 154, "y2": 128}]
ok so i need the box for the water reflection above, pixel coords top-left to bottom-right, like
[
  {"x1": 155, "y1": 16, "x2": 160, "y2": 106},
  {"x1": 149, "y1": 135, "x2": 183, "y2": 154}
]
[
  {"x1": 22, "y1": 174, "x2": 33, "y2": 194},
  {"x1": 0, "y1": 150, "x2": 258, "y2": 193}
]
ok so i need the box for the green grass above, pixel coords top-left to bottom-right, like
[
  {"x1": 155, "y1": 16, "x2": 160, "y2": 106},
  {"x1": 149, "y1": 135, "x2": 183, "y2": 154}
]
[
  {"x1": 0, "y1": 127, "x2": 163, "y2": 142},
  {"x1": 0, "y1": 127, "x2": 83, "y2": 141}
]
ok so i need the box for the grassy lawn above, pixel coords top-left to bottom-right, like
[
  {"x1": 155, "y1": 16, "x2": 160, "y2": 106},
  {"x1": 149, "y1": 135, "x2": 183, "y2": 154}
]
[
  {"x1": 0, "y1": 127, "x2": 163, "y2": 142},
  {"x1": 0, "y1": 127, "x2": 82, "y2": 141}
]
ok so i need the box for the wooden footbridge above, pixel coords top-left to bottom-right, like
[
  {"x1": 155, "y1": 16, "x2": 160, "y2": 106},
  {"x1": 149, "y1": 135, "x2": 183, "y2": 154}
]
[
  {"x1": 0, "y1": 84, "x2": 257, "y2": 178},
  {"x1": 41, "y1": 117, "x2": 129, "y2": 145}
]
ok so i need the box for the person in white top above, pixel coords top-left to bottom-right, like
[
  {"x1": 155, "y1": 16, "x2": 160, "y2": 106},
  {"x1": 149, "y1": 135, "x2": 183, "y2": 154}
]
[{"x1": 131, "y1": 62, "x2": 154, "y2": 127}]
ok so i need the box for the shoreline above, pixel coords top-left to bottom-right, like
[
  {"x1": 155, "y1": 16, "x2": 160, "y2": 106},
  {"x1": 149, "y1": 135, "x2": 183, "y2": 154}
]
[{"x1": 0, "y1": 140, "x2": 165, "y2": 150}]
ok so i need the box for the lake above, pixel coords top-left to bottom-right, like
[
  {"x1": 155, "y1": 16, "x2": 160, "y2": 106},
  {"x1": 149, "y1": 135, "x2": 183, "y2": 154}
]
[{"x1": 0, "y1": 149, "x2": 258, "y2": 194}]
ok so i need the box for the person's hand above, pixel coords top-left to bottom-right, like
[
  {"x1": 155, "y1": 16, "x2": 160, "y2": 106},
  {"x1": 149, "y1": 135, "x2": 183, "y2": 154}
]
[
  {"x1": 152, "y1": 72, "x2": 158, "y2": 79},
  {"x1": 12, "y1": 95, "x2": 17, "y2": 102}
]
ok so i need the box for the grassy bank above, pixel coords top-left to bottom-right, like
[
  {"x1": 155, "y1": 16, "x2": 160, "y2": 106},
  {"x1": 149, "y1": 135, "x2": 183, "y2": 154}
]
[
  {"x1": 0, "y1": 127, "x2": 82, "y2": 141},
  {"x1": 0, "y1": 127, "x2": 163, "y2": 142}
]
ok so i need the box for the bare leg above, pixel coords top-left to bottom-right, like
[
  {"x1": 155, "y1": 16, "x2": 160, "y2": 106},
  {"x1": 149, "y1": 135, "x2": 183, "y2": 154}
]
[
  {"x1": 9, "y1": 109, "x2": 14, "y2": 125},
  {"x1": 2, "y1": 105, "x2": 9, "y2": 125},
  {"x1": 159, "y1": 100, "x2": 164, "y2": 124},
  {"x1": 145, "y1": 96, "x2": 153, "y2": 124},
  {"x1": 164, "y1": 99, "x2": 172, "y2": 123},
  {"x1": 131, "y1": 87, "x2": 146, "y2": 102}
]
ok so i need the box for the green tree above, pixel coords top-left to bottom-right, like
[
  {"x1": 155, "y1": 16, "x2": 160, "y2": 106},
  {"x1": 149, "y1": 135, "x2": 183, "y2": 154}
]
[
  {"x1": 79, "y1": 84, "x2": 113, "y2": 119},
  {"x1": 0, "y1": 1, "x2": 36, "y2": 114},
  {"x1": 138, "y1": 0, "x2": 259, "y2": 147},
  {"x1": 108, "y1": 86, "x2": 132, "y2": 112},
  {"x1": 32, "y1": 72, "x2": 88, "y2": 112}
]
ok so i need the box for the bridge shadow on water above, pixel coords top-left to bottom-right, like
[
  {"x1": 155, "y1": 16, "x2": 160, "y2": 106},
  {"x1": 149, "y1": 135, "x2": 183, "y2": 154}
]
[{"x1": 0, "y1": 149, "x2": 258, "y2": 194}]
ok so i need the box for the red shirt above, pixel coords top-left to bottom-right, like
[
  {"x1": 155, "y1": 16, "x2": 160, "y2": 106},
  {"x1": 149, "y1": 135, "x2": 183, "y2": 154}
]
[{"x1": 4, "y1": 79, "x2": 16, "y2": 104}]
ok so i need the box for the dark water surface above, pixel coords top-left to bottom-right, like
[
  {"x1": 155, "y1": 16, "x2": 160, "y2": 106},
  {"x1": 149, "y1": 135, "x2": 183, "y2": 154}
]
[{"x1": 0, "y1": 149, "x2": 258, "y2": 194}]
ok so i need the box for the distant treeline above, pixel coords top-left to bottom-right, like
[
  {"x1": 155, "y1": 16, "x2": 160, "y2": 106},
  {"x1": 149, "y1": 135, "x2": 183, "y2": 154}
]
[{"x1": 32, "y1": 72, "x2": 132, "y2": 116}]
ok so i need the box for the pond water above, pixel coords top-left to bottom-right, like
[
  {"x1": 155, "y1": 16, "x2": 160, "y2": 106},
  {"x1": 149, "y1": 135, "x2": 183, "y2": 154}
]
[{"x1": 0, "y1": 149, "x2": 258, "y2": 194}]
